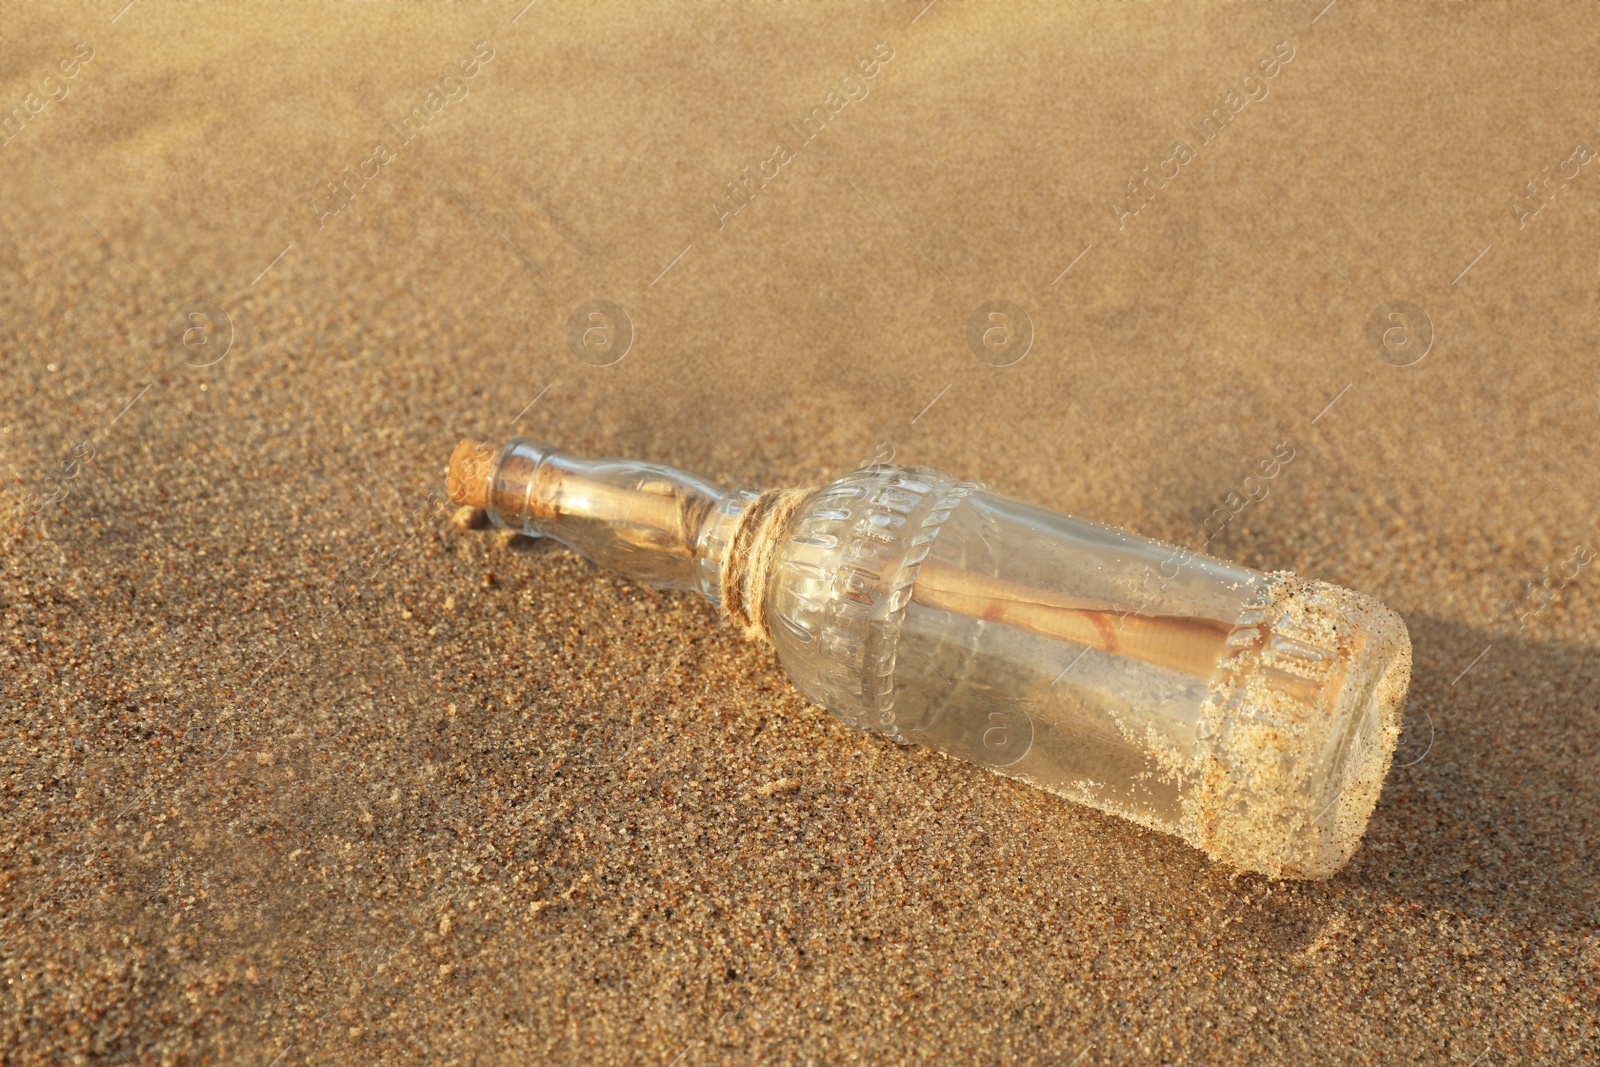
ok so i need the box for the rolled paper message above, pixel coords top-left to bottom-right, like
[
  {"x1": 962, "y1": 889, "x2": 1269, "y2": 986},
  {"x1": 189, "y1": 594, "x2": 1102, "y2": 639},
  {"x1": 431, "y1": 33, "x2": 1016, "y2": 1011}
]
[{"x1": 446, "y1": 438, "x2": 1412, "y2": 879}]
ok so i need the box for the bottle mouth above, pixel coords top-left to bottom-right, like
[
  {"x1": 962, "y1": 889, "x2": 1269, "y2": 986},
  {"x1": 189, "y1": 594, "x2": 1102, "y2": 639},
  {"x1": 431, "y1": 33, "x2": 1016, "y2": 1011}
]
[{"x1": 447, "y1": 438, "x2": 570, "y2": 535}]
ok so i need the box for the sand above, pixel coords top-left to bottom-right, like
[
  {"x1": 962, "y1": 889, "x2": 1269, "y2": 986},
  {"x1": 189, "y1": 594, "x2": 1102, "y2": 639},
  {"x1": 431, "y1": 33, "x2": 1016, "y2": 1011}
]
[{"x1": 2, "y1": 1, "x2": 1597, "y2": 1062}]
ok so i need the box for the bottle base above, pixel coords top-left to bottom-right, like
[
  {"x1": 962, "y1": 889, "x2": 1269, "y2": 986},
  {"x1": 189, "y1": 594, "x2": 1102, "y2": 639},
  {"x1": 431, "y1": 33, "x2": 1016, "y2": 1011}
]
[{"x1": 1188, "y1": 573, "x2": 1413, "y2": 879}]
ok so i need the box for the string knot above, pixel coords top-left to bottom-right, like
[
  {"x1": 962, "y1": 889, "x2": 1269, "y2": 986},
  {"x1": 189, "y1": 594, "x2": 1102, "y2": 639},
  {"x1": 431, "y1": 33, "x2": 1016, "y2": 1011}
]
[{"x1": 718, "y1": 487, "x2": 812, "y2": 643}]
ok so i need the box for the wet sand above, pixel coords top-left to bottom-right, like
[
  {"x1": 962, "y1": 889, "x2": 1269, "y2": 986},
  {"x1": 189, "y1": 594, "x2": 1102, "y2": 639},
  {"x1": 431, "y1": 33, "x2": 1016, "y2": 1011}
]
[{"x1": 2, "y1": 2, "x2": 1596, "y2": 1062}]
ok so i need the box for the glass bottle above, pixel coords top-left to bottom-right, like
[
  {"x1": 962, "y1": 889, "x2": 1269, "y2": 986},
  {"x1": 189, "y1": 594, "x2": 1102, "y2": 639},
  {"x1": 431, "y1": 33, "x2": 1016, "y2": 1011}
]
[{"x1": 446, "y1": 438, "x2": 1412, "y2": 879}]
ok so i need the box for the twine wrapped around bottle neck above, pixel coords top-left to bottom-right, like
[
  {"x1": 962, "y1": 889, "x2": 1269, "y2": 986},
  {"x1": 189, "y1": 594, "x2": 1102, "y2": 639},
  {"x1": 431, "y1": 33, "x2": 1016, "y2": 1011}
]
[{"x1": 717, "y1": 487, "x2": 813, "y2": 644}]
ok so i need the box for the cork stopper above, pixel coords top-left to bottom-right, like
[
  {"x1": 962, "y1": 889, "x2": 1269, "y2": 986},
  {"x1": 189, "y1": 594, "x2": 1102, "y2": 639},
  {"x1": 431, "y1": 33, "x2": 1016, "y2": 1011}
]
[{"x1": 446, "y1": 438, "x2": 499, "y2": 509}]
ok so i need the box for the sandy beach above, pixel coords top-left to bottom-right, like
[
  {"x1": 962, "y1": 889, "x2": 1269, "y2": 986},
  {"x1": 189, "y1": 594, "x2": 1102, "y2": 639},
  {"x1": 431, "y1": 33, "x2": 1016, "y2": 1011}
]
[{"x1": 2, "y1": 1, "x2": 1596, "y2": 1062}]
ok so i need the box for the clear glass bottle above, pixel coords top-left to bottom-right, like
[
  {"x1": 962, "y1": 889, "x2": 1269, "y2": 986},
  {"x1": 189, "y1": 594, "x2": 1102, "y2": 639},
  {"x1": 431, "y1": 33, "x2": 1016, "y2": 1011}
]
[{"x1": 447, "y1": 438, "x2": 1412, "y2": 879}]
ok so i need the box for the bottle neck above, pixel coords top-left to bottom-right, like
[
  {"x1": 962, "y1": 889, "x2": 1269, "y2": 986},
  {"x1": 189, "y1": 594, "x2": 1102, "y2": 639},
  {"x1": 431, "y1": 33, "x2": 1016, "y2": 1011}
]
[{"x1": 448, "y1": 438, "x2": 776, "y2": 598}]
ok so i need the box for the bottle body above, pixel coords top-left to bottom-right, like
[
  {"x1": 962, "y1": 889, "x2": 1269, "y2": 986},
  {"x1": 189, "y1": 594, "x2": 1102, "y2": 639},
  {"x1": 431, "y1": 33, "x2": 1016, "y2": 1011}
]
[
  {"x1": 764, "y1": 466, "x2": 1410, "y2": 879},
  {"x1": 448, "y1": 441, "x2": 1412, "y2": 879}
]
